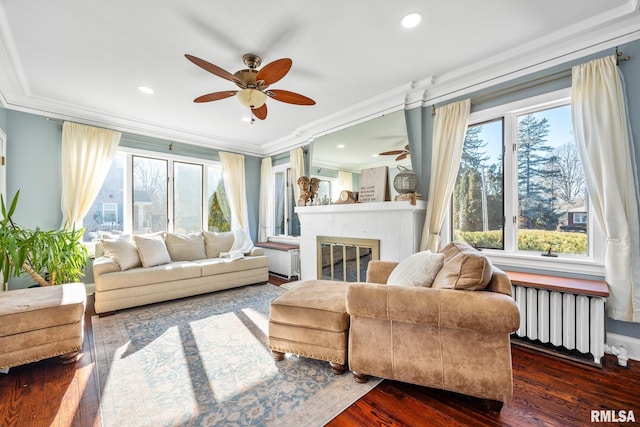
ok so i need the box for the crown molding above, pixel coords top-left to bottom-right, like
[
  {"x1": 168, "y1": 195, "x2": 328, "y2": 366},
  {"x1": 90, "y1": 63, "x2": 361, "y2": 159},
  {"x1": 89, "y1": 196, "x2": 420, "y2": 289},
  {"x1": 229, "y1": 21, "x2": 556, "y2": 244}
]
[{"x1": 1, "y1": 92, "x2": 266, "y2": 156}]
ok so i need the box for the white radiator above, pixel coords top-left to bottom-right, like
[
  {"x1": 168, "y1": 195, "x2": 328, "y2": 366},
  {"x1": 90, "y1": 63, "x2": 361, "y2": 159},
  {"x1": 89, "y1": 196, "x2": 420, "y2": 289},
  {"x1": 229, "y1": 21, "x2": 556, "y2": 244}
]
[
  {"x1": 511, "y1": 284, "x2": 606, "y2": 366},
  {"x1": 262, "y1": 247, "x2": 300, "y2": 280}
]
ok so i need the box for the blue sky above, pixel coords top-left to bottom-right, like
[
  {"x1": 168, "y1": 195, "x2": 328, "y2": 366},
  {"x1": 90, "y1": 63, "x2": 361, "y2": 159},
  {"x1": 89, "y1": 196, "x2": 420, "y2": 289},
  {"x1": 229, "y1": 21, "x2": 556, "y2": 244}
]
[{"x1": 476, "y1": 104, "x2": 574, "y2": 163}]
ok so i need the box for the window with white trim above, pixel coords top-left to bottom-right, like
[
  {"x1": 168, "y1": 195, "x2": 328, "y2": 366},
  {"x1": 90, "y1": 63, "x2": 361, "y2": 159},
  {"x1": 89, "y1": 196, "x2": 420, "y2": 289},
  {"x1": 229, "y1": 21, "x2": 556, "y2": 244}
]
[
  {"x1": 451, "y1": 89, "x2": 604, "y2": 274},
  {"x1": 273, "y1": 163, "x2": 300, "y2": 236},
  {"x1": 82, "y1": 148, "x2": 230, "y2": 242}
]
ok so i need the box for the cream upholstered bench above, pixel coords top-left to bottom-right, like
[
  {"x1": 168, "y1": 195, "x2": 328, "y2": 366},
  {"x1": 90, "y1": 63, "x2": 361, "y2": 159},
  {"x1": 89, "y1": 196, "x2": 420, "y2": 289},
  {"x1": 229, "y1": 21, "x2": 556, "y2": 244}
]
[
  {"x1": 269, "y1": 280, "x2": 349, "y2": 374},
  {"x1": 0, "y1": 283, "x2": 86, "y2": 369}
]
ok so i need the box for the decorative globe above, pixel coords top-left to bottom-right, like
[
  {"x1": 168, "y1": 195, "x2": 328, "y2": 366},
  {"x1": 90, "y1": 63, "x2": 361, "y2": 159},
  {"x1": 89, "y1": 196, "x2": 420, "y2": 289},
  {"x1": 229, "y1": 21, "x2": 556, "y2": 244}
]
[{"x1": 393, "y1": 166, "x2": 418, "y2": 194}]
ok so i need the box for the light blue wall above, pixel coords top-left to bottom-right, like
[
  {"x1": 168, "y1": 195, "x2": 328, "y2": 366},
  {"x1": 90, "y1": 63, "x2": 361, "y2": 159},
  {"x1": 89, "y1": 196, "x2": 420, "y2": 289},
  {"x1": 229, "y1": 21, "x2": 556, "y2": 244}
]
[
  {"x1": 0, "y1": 106, "x2": 6, "y2": 130},
  {"x1": 6, "y1": 111, "x2": 62, "y2": 229},
  {"x1": 244, "y1": 155, "x2": 261, "y2": 242}
]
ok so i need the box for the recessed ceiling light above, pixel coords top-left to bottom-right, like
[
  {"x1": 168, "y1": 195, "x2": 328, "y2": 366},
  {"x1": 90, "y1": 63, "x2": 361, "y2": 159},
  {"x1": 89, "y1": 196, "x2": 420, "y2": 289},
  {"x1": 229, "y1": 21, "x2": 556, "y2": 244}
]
[
  {"x1": 138, "y1": 86, "x2": 154, "y2": 94},
  {"x1": 401, "y1": 12, "x2": 422, "y2": 29},
  {"x1": 337, "y1": 144, "x2": 345, "y2": 148},
  {"x1": 242, "y1": 117, "x2": 253, "y2": 123}
]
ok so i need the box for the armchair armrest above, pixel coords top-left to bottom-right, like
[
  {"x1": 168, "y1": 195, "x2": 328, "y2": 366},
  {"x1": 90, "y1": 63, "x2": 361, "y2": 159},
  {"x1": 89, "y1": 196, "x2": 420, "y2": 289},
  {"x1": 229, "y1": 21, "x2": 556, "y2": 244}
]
[
  {"x1": 346, "y1": 283, "x2": 520, "y2": 334},
  {"x1": 365, "y1": 260, "x2": 398, "y2": 284}
]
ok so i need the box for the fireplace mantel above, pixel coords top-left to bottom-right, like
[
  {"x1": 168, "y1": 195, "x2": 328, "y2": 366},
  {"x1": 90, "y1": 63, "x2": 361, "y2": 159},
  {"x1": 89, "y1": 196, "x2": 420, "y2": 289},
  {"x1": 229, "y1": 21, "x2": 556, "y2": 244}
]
[{"x1": 296, "y1": 201, "x2": 427, "y2": 281}]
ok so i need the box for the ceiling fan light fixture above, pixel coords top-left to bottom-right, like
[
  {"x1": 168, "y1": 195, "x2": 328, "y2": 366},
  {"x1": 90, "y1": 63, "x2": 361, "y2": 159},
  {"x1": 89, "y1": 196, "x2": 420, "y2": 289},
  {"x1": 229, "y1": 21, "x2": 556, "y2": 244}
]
[
  {"x1": 138, "y1": 86, "x2": 155, "y2": 94},
  {"x1": 401, "y1": 12, "x2": 422, "y2": 29},
  {"x1": 236, "y1": 88, "x2": 267, "y2": 108}
]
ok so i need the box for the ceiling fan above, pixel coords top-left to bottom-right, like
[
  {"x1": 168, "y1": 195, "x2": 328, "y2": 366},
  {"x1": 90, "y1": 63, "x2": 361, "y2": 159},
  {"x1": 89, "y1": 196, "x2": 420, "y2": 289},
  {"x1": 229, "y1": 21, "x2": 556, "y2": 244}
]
[
  {"x1": 185, "y1": 53, "x2": 315, "y2": 121},
  {"x1": 379, "y1": 144, "x2": 410, "y2": 161}
]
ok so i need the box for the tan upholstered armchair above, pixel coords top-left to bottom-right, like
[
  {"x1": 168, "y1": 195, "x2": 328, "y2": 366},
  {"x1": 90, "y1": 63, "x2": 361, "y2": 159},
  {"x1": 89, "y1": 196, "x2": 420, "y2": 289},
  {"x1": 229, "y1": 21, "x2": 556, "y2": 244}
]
[{"x1": 346, "y1": 255, "x2": 520, "y2": 410}]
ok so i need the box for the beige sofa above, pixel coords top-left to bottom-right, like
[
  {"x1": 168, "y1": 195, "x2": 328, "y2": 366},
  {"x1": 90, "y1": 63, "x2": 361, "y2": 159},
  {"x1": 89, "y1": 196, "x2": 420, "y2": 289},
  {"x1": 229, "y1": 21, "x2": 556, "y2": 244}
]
[
  {"x1": 345, "y1": 243, "x2": 520, "y2": 410},
  {"x1": 93, "y1": 231, "x2": 268, "y2": 314}
]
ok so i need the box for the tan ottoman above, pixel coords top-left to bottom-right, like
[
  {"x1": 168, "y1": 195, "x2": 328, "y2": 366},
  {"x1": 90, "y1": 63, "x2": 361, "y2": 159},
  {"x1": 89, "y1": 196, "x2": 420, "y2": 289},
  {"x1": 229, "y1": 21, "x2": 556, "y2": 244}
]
[
  {"x1": 0, "y1": 283, "x2": 87, "y2": 369},
  {"x1": 269, "y1": 280, "x2": 349, "y2": 374}
]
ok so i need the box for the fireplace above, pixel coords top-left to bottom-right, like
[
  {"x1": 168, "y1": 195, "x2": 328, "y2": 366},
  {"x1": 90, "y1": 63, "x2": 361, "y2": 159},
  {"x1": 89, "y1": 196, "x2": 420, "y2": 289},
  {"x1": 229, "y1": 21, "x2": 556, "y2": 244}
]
[
  {"x1": 296, "y1": 201, "x2": 427, "y2": 281},
  {"x1": 317, "y1": 236, "x2": 379, "y2": 282}
]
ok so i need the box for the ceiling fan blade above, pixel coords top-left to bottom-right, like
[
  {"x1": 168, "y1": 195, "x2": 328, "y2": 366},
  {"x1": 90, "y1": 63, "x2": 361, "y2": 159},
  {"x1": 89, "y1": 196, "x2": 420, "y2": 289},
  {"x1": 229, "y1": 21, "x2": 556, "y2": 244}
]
[
  {"x1": 396, "y1": 153, "x2": 408, "y2": 161},
  {"x1": 256, "y1": 58, "x2": 292, "y2": 85},
  {"x1": 253, "y1": 104, "x2": 267, "y2": 120},
  {"x1": 267, "y1": 89, "x2": 315, "y2": 105},
  {"x1": 185, "y1": 54, "x2": 242, "y2": 84},
  {"x1": 379, "y1": 150, "x2": 406, "y2": 155},
  {"x1": 193, "y1": 91, "x2": 237, "y2": 103}
]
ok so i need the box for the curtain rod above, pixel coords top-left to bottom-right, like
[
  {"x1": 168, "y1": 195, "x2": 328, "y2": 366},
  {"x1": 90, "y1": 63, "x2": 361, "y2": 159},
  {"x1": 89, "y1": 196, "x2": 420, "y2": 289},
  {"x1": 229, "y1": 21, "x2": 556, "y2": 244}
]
[
  {"x1": 432, "y1": 46, "x2": 633, "y2": 115},
  {"x1": 469, "y1": 68, "x2": 572, "y2": 106},
  {"x1": 473, "y1": 49, "x2": 631, "y2": 106}
]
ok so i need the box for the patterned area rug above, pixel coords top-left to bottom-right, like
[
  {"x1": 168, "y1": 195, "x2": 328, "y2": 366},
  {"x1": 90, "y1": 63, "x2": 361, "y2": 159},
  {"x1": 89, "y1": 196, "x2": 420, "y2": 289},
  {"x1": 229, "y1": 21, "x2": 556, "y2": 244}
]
[{"x1": 92, "y1": 283, "x2": 380, "y2": 426}]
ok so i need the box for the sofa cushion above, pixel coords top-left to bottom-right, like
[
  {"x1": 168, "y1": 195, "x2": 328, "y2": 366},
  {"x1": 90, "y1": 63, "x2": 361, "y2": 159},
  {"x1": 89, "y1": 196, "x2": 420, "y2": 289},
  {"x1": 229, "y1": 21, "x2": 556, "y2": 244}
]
[
  {"x1": 164, "y1": 232, "x2": 206, "y2": 261},
  {"x1": 432, "y1": 242, "x2": 492, "y2": 291},
  {"x1": 387, "y1": 251, "x2": 445, "y2": 287},
  {"x1": 95, "y1": 261, "x2": 201, "y2": 291},
  {"x1": 100, "y1": 238, "x2": 141, "y2": 271},
  {"x1": 202, "y1": 231, "x2": 235, "y2": 258},
  {"x1": 195, "y1": 256, "x2": 268, "y2": 276},
  {"x1": 134, "y1": 234, "x2": 171, "y2": 267}
]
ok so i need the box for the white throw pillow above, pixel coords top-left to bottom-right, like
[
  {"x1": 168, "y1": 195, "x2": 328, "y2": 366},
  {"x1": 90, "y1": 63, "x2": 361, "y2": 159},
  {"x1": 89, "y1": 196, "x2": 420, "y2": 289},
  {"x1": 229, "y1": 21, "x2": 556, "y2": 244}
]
[
  {"x1": 100, "y1": 238, "x2": 141, "y2": 271},
  {"x1": 164, "y1": 232, "x2": 206, "y2": 261},
  {"x1": 386, "y1": 250, "x2": 445, "y2": 287},
  {"x1": 134, "y1": 234, "x2": 172, "y2": 267}
]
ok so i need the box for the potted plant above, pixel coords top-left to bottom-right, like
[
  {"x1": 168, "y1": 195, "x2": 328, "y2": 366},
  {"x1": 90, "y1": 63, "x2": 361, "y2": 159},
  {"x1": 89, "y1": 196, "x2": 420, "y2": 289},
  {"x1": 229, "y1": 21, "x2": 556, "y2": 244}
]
[{"x1": 1, "y1": 191, "x2": 89, "y2": 291}]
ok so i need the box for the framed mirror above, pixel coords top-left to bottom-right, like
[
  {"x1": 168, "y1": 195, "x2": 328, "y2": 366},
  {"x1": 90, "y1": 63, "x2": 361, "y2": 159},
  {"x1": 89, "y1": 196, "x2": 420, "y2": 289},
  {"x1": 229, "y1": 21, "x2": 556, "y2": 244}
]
[{"x1": 310, "y1": 110, "x2": 411, "y2": 203}]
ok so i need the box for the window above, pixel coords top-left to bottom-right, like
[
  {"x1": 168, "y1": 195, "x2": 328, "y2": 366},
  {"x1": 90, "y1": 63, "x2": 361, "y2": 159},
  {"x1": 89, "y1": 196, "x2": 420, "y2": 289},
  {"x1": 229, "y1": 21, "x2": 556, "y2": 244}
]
[
  {"x1": 83, "y1": 148, "x2": 229, "y2": 242},
  {"x1": 173, "y1": 162, "x2": 203, "y2": 233},
  {"x1": 133, "y1": 156, "x2": 167, "y2": 234},
  {"x1": 451, "y1": 89, "x2": 603, "y2": 273},
  {"x1": 84, "y1": 152, "x2": 125, "y2": 239},
  {"x1": 273, "y1": 164, "x2": 300, "y2": 237},
  {"x1": 101, "y1": 203, "x2": 118, "y2": 226},
  {"x1": 453, "y1": 119, "x2": 504, "y2": 249},
  {"x1": 206, "y1": 167, "x2": 230, "y2": 232}
]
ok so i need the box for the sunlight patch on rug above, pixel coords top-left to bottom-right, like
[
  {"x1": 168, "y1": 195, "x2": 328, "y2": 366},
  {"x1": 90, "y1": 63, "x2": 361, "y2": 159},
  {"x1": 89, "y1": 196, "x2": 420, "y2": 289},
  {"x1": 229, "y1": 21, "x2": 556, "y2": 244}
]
[{"x1": 93, "y1": 284, "x2": 380, "y2": 426}]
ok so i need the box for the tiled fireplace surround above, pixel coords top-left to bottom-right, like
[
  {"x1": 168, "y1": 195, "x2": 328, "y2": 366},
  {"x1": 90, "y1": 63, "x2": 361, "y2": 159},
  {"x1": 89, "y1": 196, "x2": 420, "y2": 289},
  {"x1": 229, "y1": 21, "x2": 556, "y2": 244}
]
[{"x1": 296, "y1": 201, "x2": 427, "y2": 281}]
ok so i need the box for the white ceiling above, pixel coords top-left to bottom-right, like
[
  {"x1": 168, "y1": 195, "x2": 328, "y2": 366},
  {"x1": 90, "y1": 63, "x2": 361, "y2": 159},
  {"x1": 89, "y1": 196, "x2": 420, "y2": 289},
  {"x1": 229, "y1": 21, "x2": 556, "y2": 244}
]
[{"x1": 0, "y1": 0, "x2": 639, "y2": 158}]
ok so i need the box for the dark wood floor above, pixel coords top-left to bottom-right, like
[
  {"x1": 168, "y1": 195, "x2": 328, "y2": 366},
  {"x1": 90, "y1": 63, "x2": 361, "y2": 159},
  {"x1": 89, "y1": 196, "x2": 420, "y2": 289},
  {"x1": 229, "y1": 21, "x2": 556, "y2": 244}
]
[{"x1": 1, "y1": 279, "x2": 639, "y2": 427}]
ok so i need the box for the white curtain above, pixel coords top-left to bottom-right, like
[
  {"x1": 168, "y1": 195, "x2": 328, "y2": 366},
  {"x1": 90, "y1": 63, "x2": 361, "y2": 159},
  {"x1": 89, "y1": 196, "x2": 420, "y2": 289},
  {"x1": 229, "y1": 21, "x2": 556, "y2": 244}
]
[
  {"x1": 219, "y1": 151, "x2": 249, "y2": 232},
  {"x1": 258, "y1": 157, "x2": 273, "y2": 242},
  {"x1": 572, "y1": 55, "x2": 640, "y2": 322},
  {"x1": 61, "y1": 122, "x2": 121, "y2": 230},
  {"x1": 420, "y1": 99, "x2": 471, "y2": 252},
  {"x1": 290, "y1": 147, "x2": 305, "y2": 202},
  {"x1": 338, "y1": 170, "x2": 353, "y2": 192}
]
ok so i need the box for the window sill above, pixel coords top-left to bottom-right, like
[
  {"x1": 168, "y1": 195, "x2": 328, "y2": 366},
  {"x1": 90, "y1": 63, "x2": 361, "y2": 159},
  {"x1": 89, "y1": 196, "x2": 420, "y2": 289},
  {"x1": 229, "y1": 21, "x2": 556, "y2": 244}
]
[{"x1": 484, "y1": 250, "x2": 605, "y2": 279}]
